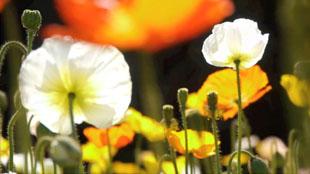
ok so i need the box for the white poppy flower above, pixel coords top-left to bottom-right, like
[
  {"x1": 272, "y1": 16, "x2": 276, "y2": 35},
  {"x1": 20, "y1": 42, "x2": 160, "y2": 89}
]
[
  {"x1": 19, "y1": 37, "x2": 132, "y2": 134},
  {"x1": 255, "y1": 136, "x2": 287, "y2": 161},
  {"x1": 202, "y1": 18, "x2": 269, "y2": 69}
]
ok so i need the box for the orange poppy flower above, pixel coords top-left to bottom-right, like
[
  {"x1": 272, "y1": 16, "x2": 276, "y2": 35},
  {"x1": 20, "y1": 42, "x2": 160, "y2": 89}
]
[
  {"x1": 0, "y1": 0, "x2": 9, "y2": 12},
  {"x1": 43, "y1": 0, "x2": 234, "y2": 51},
  {"x1": 167, "y1": 129, "x2": 217, "y2": 159},
  {"x1": 187, "y1": 65, "x2": 272, "y2": 120},
  {"x1": 83, "y1": 123, "x2": 135, "y2": 149}
]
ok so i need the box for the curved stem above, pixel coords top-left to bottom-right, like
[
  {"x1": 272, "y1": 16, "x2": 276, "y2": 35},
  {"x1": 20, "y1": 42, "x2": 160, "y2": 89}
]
[
  {"x1": 0, "y1": 41, "x2": 27, "y2": 76},
  {"x1": 227, "y1": 150, "x2": 254, "y2": 174},
  {"x1": 157, "y1": 154, "x2": 170, "y2": 174},
  {"x1": 34, "y1": 136, "x2": 53, "y2": 174},
  {"x1": 7, "y1": 106, "x2": 22, "y2": 172},
  {"x1": 235, "y1": 60, "x2": 243, "y2": 174}
]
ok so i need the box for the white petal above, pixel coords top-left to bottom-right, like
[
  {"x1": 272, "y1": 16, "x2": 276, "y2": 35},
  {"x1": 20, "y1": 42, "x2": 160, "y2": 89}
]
[
  {"x1": 201, "y1": 18, "x2": 269, "y2": 69},
  {"x1": 19, "y1": 36, "x2": 132, "y2": 134}
]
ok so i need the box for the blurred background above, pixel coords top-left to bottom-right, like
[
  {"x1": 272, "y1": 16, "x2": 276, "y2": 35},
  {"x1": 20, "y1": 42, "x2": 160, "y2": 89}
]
[{"x1": 1, "y1": 0, "x2": 309, "y2": 167}]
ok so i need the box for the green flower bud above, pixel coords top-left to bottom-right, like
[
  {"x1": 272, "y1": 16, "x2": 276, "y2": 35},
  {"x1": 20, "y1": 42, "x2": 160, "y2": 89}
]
[
  {"x1": 162, "y1": 104, "x2": 174, "y2": 127},
  {"x1": 249, "y1": 157, "x2": 269, "y2": 174},
  {"x1": 21, "y1": 9, "x2": 42, "y2": 31},
  {"x1": 0, "y1": 90, "x2": 8, "y2": 113},
  {"x1": 177, "y1": 88, "x2": 188, "y2": 108},
  {"x1": 49, "y1": 136, "x2": 81, "y2": 167},
  {"x1": 207, "y1": 92, "x2": 218, "y2": 112}
]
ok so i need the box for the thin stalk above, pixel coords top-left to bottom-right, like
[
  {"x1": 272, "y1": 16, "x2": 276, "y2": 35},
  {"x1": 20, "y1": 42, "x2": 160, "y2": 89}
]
[
  {"x1": 157, "y1": 154, "x2": 170, "y2": 174},
  {"x1": 106, "y1": 128, "x2": 113, "y2": 174},
  {"x1": 53, "y1": 161, "x2": 57, "y2": 174},
  {"x1": 162, "y1": 105, "x2": 178, "y2": 174},
  {"x1": 227, "y1": 150, "x2": 254, "y2": 174},
  {"x1": 180, "y1": 102, "x2": 189, "y2": 174},
  {"x1": 211, "y1": 112, "x2": 222, "y2": 174},
  {"x1": 234, "y1": 60, "x2": 243, "y2": 174},
  {"x1": 68, "y1": 93, "x2": 84, "y2": 174},
  {"x1": 34, "y1": 136, "x2": 53, "y2": 174},
  {"x1": 7, "y1": 106, "x2": 22, "y2": 172},
  {"x1": 68, "y1": 93, "x2": 77, "y2": 140},
  {"x1": 27, "y1": 115, "x2": 35, "y2": 173},
  {"x1": 26, "y1": 30, "x2": 35, "y2": 54},
  {"x1": 134, "y1": 134, "x2": 142, "y2": 165}
]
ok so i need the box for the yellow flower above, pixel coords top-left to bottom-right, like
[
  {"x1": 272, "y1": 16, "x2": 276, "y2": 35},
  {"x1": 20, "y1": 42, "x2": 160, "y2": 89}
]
[
  {"x1": 18, "y1": 37, "x2": 132, "y2": 134},
  {"x1": 187, "y1": 65, "x2": 272, "y2": 120},
  {"x1": 140, "y1": 151, "x2": 198, "y2": 174},
  {"x1": 281, "y1": 74, "x2": 310, "y2": 108},
  {"x1": 0, "y1": 136, "x2": 9, "y2": 161},
  {"x1": 125, "y1": 108, "x2": 165, "y2": 141},
  {"x1": 167, "y1": 129, "x2": 217, "y2": 159},
  {"x1": 221, "y1": 152, "x2": 251, "y2": 166},
  {"x1": 82, "y1": 142, "x2": 118, "y2": 173}
]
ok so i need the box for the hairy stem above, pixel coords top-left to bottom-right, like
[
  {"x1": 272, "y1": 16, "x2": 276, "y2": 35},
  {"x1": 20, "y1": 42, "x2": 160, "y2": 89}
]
[{"x1": 7, "y1": 106, "x2": 22, "y2": 172}]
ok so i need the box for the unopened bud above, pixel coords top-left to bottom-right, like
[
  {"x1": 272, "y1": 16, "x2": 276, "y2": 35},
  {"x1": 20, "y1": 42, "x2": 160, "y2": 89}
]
[
  {"x1": 207, "y1": 92, "x2": 218, "y2": 112},
  {"x1": 177, "y1": 88, "x2": 188, "y2": 108},
  {"x1": 162, "y1": 105, "x2": 174, "y2": 127},
  {"x1": 21, "y1": 9, "x2": 42, "y2": 31},
  {"x1": 49, "y1": 136, "x2": 81, "y2": 167},
  {"x1": 170, "y1": 118, "x2": 180, "y2": 131}
]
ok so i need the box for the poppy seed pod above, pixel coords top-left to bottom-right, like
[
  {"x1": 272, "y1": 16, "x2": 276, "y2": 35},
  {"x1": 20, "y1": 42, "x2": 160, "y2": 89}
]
[
  {"x1": 49, "y1": 136, "x2": 81, "y2": 167},
  {"x1": 207, "y1": 92, "x2": 218, "y2": 112},
  {"x1": 21, "y1": 9, "x2": 42, "y2": 31}
]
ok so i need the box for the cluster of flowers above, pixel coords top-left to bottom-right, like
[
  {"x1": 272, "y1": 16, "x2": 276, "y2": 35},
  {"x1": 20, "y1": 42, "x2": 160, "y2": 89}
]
[{"x1": 0, "y1": 0, "x2": 309, "y2": 174}]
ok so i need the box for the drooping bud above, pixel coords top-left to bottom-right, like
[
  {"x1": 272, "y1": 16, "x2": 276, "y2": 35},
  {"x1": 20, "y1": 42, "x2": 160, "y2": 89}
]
[
  {"x1": 49, "y1": 136, "x2": 81, "y2": 167},
  {"x1": 21, "y1": 9, "x2": 42, "y2": 31}
]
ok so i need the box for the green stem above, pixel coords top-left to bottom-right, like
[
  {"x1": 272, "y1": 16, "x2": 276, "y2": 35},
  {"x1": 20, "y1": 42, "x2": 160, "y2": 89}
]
[
  {"x1": 211, "y1": 111, "x2": 222, "y2": 174},
  {"x1": 180, "y1": 102, "x2": 189, "y2": 174},
  {"x1": 27, "y1": 115, "x2": 35, "y2": 174},
  {"x1": 68, "y1": 93, "x2": 77, "y2": 140},
  {"x1": 0, "y1": 41, "x2": 27, "y2": 76},
  {"x1": 34, "y1": 136, "x2": 53, "y2": 174},
  {"x1": 235, "y1": 60, "x2": 243, "y2": 174},
  {"x1": 227, "y1": 150, "x2": 254, "y2": 174},
  {"x1": 134, "y1": 134, "x2": 142, "y2": 166},
  {"x1": 106, "y1": 128, "x2": 113, "y2": 174},
  {"x1": 157, "y1": 154, "x2": 170, "y2": 174},
  {"x1": 7, "y1": 106, "x2": 22, "y2": 172},
  {"x1": 53, "y1": 161, "x2": 57, "y2": 174},
  {"x1": 26, "y1": 30, "x2": 35, "y2": 54}
]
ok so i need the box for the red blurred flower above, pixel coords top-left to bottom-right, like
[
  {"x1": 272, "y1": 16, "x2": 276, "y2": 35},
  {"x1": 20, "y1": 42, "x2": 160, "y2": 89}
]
[
  {"x1": 43, "y1": 0, "x2": 234, "y2": 51},
  {"x1": 0, "y1": 0, "x2": 9, "y2": 12}
]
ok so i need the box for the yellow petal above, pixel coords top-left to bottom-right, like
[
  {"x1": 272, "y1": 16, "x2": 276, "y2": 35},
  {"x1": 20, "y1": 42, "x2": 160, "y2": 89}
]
[{"x1": 281, "y1": 74, "x2": 309, "y2": 107}]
